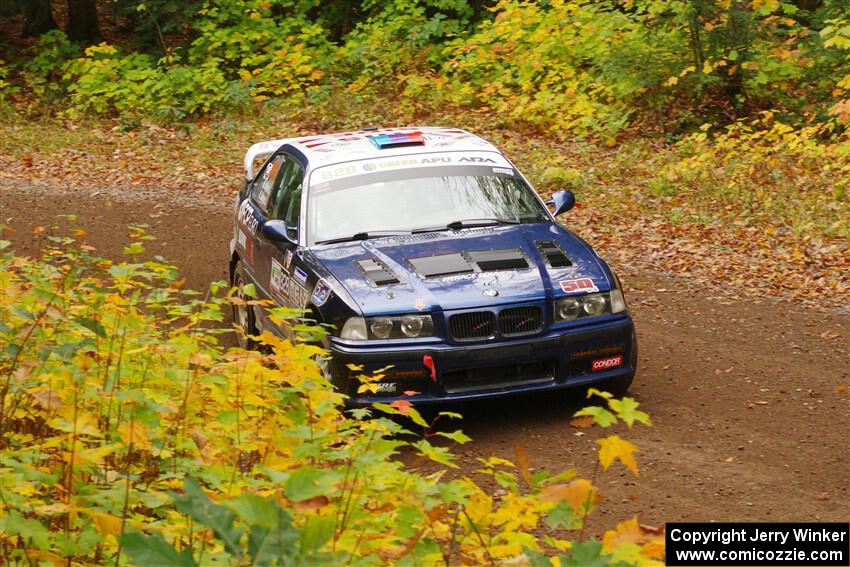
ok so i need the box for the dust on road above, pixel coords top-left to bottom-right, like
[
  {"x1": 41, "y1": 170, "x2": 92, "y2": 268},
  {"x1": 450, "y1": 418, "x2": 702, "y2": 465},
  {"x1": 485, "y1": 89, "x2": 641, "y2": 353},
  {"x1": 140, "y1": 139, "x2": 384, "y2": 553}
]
[{"x1": 3, "y1": 181, "x2": 848, "y2": 532}]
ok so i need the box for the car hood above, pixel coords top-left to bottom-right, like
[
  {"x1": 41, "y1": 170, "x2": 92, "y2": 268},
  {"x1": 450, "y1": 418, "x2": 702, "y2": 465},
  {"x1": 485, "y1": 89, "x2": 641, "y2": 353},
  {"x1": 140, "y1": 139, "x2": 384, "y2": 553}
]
[{"x1": 310, "y1": 223, "x2": 611, "y2": 315}]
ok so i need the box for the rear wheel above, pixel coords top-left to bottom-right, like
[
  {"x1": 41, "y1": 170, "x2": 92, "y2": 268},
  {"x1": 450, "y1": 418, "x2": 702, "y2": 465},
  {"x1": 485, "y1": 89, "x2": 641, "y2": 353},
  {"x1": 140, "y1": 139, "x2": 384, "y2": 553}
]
[{"x1": 232, "y1": 259, "x2": 258, "y2": 349}]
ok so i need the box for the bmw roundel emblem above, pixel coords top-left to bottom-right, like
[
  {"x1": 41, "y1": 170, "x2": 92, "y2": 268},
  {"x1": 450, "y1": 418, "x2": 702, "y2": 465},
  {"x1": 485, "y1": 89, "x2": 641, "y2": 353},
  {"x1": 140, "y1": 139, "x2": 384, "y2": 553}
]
[{"x1": 483, "y1": 289, "x2": 499, "y2": 297}]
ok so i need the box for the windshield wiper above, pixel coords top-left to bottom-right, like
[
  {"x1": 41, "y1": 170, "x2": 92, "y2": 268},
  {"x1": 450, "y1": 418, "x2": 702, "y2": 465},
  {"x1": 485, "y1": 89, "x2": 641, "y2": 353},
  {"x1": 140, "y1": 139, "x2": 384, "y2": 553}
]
[
  {"x1": 412, "y1": 218, "x2": 521, "y2": 234},
  {"x1": 314, "y1": 230, "x2": 411, "y2": 245}
]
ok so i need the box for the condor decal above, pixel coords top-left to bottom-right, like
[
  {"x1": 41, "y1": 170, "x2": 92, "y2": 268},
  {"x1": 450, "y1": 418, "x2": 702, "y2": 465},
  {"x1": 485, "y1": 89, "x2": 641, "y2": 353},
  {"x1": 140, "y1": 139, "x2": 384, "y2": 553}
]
[{"x1": 591, "y1": 355, "x2": 623, "y2": 372}]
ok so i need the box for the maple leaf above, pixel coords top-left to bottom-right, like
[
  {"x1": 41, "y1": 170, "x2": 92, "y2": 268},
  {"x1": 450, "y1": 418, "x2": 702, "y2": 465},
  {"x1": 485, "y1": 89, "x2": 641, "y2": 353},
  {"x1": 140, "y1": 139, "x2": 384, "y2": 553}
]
[
  {"x1": 389, "y1": 399, "x2": 413, "y2": 416},
  {"x1": 515, "y1": 445, "x2": 533, "y2": 488},
  {"x1": 118, "y1": 422, "x2": 153, "y2": 452},
  {"x1": 602, "y1": 516, "x2": 665, "y2": 563},
  {"x1": 539, "y1": 478, "x2": 601, "y2": 512},
  {"x1": 569, "y1": 415, "x2": 594, "y2": 429},
  {"x1": 608, "y1": 397, "x2": 651, "y2": 428},
  {"x1": 597, "y1": 435, "x2": 640, "y2": 476},
  {"x1": 573, "y1": 405, "x2": 617, "y2": 427}
]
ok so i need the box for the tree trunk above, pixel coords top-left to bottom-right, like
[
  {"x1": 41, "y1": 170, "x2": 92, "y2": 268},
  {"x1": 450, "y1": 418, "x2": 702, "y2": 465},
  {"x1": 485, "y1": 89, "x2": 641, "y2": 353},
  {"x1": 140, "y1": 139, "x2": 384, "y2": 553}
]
[
  {"x1": 793, "y1": 0, "x2": 822, "y2": 12},
  {"x1": 22, "y1": 0, "x2": 58, "y2": 38},
  {"x1": 723, "y1": 0, "x2": 751, "y2": 106},
  {"x1": 67, "y1": 0, "x2": 101, "y2": 44}
]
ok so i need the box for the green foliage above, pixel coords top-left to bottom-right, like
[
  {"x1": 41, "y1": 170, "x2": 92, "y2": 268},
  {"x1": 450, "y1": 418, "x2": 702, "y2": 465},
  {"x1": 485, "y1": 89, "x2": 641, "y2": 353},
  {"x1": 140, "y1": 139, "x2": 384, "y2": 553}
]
[
  {"x1": 0, "y1": 58, "x2": 15, "y2": 105},
  {"x1": 64, "y1": 44, "x2": 248, "y2": 120},
  {"x1": 0, "y1": 234, "x2": 662, "y2": 565},
  {"x1": 19, "y1": 30, "x2": 81, "y2": 103},
  {"x1": 8, "y1": 0, "x2": 850, "y2": 132},
  {"x1": 667, "y1": 114, "x2": 850, "y2": 240}
]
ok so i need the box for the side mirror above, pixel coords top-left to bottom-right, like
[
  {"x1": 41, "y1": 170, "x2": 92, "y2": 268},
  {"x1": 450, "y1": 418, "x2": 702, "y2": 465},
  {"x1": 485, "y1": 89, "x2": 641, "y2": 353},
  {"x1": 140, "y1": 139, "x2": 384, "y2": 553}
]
[
  {"x1": 261, "y1": 220, "x2": 298, "y2": 245},
  {"x1": 546, "y1": 190, "x2": 575, "y2": 217}
]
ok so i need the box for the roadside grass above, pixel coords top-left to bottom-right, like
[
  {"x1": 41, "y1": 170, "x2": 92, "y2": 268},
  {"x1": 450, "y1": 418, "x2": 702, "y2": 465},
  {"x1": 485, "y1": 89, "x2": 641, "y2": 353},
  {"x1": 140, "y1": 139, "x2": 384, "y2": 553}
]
[{"x1": 1, "y1": 97, "x2": 847, "y2": 306}]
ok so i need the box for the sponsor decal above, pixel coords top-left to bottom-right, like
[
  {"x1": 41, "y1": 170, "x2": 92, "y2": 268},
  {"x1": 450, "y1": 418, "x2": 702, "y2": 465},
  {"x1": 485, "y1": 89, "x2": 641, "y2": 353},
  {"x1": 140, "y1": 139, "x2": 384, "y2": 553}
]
[
  {"x1": 591, "y1": 355, "x2": 623, "y2": 372},
  {"x1": 312, "y1": 152, "x2": 514, "y2": 186},
  {"x1": 237, "y1": 200, "x2": 259, "y2": 235},
  {"x1": 492, "y1": 167, "x2": 513, "y2": 175},
  {"x1": 243, "y1": 230, "x2": 254, "y2": 265},
  {"x1": 374, "y1": 382, "x2": 398, "y2": 393},
  {"x1": 441, "y1": 273, "x2": 476, "y2": 281},
  {"x1": 270, "y1": 259, "x2": 287, "y2": 299},
  {"x1": 386, "y1": 369, "x2": 425, "y2": 379},
  {"x1": 414, "y1": 298, "x2": 426, "y2": 311},
  {"x1": 571, "y1": 345, "x2": 625, "y2": 361},
  {"x1": 287, "y1": 281, "x2": 310, "y2": 307},
  {"x1": 237, "y1": 229, "x2": 254, "y2": 265},
  {"x1": 560, "y1": 277, "x2": 599, "y2": 294},
  {"x1": 294, "y1": 267, "x2": 307, "y2": 284},
  {"x1": 270, "y1": 258, "x2": 309, "y2": 306},
  {"x1": 283, "y1": 249, "x2": 293, "y2": 270},
  {"x1": 311, "y1": 279, "x2": 332, "y2": 307}
]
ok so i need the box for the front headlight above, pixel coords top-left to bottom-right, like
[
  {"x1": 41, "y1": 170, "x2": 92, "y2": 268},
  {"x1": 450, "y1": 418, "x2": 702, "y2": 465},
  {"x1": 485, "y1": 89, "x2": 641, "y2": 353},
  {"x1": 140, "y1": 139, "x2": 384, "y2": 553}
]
[
  {"x1": 340, "y1": 317, "x2": 368, "y2": 340},
  {"x1": 610, "y1": 287, "x2": 626, "y2": 313},
  {"x1": 341, "y1": 314, "x2": 434, "y2": 340},
  {"x1": 554, "y1": 273, "x2": 629, "y2": 322}
]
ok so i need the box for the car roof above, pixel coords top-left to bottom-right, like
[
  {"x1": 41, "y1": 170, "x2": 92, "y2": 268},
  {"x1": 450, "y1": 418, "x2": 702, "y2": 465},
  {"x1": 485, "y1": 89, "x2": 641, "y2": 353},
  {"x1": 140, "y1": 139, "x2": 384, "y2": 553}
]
[{"x1": 243, "y1": 127, "x2": 501, "y2": 180}]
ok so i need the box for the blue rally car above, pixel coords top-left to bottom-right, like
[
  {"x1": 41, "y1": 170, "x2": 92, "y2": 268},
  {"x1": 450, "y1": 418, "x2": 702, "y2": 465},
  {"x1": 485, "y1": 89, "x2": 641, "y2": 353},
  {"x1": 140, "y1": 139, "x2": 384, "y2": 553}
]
[{"x1": 230, "y1": 127, "x2": 637, "y2": 405}]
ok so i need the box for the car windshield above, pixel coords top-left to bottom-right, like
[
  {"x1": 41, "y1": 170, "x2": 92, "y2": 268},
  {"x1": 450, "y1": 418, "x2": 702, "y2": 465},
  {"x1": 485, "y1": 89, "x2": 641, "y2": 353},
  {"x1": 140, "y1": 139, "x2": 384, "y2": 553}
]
[{"x1": 307, "y1": 165, "x2": 549, "y2": 244}]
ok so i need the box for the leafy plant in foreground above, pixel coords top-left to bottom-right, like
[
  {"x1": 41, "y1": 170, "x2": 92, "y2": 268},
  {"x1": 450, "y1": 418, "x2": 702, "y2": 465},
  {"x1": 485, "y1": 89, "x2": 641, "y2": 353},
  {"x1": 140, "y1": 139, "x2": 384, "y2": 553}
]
[{"x1": 0, "y1": 233, "x2": 662, "y2": 565}]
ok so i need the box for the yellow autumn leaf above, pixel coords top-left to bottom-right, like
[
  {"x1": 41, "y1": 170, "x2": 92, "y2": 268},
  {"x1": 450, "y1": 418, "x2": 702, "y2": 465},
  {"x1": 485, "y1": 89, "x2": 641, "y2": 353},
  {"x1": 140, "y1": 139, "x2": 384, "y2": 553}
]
[
  {"x1": 597, "y1": 435, "x2": 640, "y2": 476},
  {"x1": 118, "y1": 421, "x2": 153, "y2": 451},
  {"x1": 85, "y1": 510, "x2": 123, "y2": 536},
  {"x1": 603, "y1": 516, "x2": 665, "y2": 560},
  {"x1": 539, "y1": 478, "x2": 601, "y2": 511}
]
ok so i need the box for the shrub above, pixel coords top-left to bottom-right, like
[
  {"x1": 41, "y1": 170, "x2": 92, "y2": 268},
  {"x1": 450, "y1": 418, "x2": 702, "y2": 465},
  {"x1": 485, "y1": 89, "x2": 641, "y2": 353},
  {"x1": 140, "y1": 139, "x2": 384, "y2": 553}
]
[{"x1": 0, "y1": 232, "x2": 662, "y2": 565}]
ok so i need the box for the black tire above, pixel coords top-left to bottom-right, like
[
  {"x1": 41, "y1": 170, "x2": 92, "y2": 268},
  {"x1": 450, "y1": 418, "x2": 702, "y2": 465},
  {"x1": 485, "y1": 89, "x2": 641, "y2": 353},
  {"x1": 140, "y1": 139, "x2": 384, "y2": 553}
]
[{"x1": 232, "y1": 259, "x2": 258, "y2": 350}]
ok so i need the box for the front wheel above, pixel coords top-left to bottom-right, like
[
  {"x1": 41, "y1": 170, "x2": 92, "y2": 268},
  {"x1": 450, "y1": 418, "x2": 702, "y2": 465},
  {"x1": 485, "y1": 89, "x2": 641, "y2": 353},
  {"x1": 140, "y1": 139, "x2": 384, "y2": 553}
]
[{"x1": 232, "y1": 259, "x2": 258, "y2": 349}]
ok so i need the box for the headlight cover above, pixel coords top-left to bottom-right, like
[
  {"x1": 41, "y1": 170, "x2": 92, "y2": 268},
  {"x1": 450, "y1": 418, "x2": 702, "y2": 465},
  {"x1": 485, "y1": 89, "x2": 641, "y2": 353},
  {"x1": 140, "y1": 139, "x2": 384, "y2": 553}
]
[
  {"x1": 554, "y1": 276, "x2": 627, "y2": 322},
  {"x1": 342, "y1": 314, "x2": 434, "y2": 340}
]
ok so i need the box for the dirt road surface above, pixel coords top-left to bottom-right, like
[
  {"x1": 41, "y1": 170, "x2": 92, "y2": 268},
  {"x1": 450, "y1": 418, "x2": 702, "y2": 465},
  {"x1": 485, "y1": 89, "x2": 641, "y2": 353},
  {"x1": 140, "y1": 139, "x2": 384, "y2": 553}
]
[{"x1": 3, "y1": 181, "x2": 848, "y2": 534}]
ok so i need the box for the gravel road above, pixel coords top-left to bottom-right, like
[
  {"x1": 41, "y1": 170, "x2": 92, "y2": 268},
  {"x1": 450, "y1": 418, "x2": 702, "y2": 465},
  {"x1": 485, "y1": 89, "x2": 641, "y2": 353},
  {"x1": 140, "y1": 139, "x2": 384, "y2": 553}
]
[{"x1": 3, "y1": 180, "x2": 847, "y2": 533}]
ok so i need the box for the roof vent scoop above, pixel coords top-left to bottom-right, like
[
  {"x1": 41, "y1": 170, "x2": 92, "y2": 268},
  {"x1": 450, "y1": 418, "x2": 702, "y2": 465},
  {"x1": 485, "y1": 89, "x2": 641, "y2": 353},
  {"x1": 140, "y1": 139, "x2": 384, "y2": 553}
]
[
  {"x1": 535, "y1": 241, "x2": 572, "y2": 268},
  {"x1": 357, "y1": 259, "x2": 400, "y2": 286},
  {"x1": 369, "y1": 132, "x2": 425, "y2": 149}
]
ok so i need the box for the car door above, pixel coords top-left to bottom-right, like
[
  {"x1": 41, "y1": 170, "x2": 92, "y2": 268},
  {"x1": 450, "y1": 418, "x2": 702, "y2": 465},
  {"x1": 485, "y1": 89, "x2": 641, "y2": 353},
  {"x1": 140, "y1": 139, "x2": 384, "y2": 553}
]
[
  {"x1": 237, "y1": 154, "x2": 286, "y2": 287},
  {"x1": 253, "y1": 154, "x2": 309, "y2": 331}
]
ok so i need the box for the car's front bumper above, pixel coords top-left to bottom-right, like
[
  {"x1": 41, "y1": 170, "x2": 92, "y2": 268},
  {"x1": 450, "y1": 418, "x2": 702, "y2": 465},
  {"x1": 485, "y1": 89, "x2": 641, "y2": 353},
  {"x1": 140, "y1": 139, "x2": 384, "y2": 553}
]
[{"x1": 328, "y1": 316, "x2": 637, "y2": 406}]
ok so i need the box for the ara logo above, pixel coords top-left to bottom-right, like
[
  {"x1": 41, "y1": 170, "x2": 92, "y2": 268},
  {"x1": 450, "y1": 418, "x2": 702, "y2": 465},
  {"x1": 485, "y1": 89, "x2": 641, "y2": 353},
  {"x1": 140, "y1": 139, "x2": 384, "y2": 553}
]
[{"x1": 459, "y1": 156, "x2": 496, "y2": 163}]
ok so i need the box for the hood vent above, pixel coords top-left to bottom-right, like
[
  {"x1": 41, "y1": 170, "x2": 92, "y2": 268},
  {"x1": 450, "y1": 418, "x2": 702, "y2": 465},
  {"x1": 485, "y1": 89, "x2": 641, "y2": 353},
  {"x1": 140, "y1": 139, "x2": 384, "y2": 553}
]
[
  {"x1": 357, "y1": 258, "x2": 400, "y2": 286},
  {"x1": 409, "y1": 254, "x2": 474, "y2": 278},
  {"x1": 409, "y1": 248, "x2": 529, "y2": 278},
  {"x1": 535, "y1": 240, "x2": 572, "y2": 268},
  {"x1": 467, "y1": 249, "x2": 528, "y2": 271}
]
